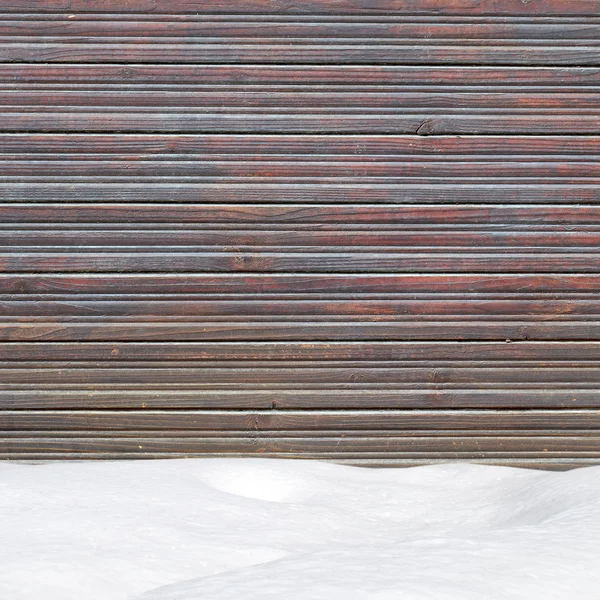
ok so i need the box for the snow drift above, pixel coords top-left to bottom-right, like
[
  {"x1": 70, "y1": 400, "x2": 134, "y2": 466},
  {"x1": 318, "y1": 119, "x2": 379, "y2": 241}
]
[{"x1": 1, "y1": 459, "x2": 599, "y2": 599}]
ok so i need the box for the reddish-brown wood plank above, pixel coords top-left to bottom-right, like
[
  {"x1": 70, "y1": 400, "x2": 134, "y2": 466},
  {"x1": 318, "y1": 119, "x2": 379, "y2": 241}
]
[
  {"x1": 1, "y1": 319, "x2": 600, "y2": 341},
  {"x1": 5, "y1": 65, "x2": 600, "y2": 86},
  {"x1": 2, "y1": 250, "x2": 600, "y2": 273},
  {"x1": 1, "y1": 134, "x2": 600, "y2": 155},
  {"x1": 4, "y1": 185, "x2": 600, "y2": 204},
  {"x1": 3, "y1": 41, "x2": 600, "y2": 65},
  {"x1": 3, "y1": 16, "x2": 600, "y2": 40},
  {"x1": 5, "y1": 158, "x2": 600, "y2": 179},
  {"x1": 2, "y1": 111, "x2": 600, "y2": 134},
  {"x1": 4, "y1": 228, "x2": 600, "y2": 248},
  {"x1": 1, "y1": 273, "x2": 599, "y2": 295},
  {"x1": 2, "y1": 0, "x2": 600, "y2": 16},
  {"x1": 2, "y1": 298, "x2": 600, "y2": 317},
  {"x1": 1, "y1": 204, "x2": 599, "y2": 224},
  {"x1": 1, "y1": 341, "x2": 600, "y2": 362}
]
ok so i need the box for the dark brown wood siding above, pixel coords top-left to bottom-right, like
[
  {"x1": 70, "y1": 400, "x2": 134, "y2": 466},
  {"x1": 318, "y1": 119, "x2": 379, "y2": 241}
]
[{"x1": 2, "y1": 0, "x2": 600, "y2": 468}]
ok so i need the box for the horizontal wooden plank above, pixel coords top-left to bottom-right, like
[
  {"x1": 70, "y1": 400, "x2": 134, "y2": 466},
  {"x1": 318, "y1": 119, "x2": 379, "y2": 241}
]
[
  {"x1": 4, "y1": 185, "x2": 600, "y2": 204},
  {"x1": 15, "y1": 360, "x2": 599, "y2": 370},
  {"x1": 418, "y1": 116, "x2": 600, "y2": 136},
  {"x1": 1, "y1": 274, "x2": 598, "y2": 294},
  {"x1": 2, "y1": 298, "x2": 600, "y2": 317},
  {"x1": 0, "y1": 364, "x2": 599, "y2": 385},
  {"x1": 3, "y1": 41, "x2": 600, "y2": 65},
  {"x1": 9, "y1": 430, "x2": 600, "y2": 443},
  {"x1": 2, "y1": 250, "x2": 600, "y2": 273},
  {"x1": 0, "y1": 111, "x2": 422, "y2": 133},
  {"x1": 5, "y1": 82, "x2": 600, "y2": 93},
  {"x1": 5, "y1": 178, "x2": 600, "y2": 187},
  {"x1": 2, "y1": 0, "x2": 600, "y2": 16},
  {"x1": 4, "y1": 17, "x2": 600, "y2": 40},
  {"x1": 2, "y1": 319, "x2": 600, "y2": 341},
  {"x1": 1, "y1": 204, "x2": 599, "y2": 224},
  {"x1": 2, "y1": 111, "x2": 600, "y2": 133},
  {"x1": 3, "y1": 228, "x2": 600, "y2": 248},
  {"x1": 5, "y1": 428, "x2": 600, "y2": 438},
  {"x1": 5, "y1": 158, "x2": 600, "y2": 179},
  {"x1": 2, "y1": 134, "x2": 600, "y2": 156},
  {"x1": 1, "y1": 434, "x2": 599, "y2": 457},
  {"x1": 0, "y1": 315, "x2": 600, "y2": 341},
  {"x1": 0, "y1": 387, "x2": 596, "y2": 409},
  {"x1": 1, "y1": 341, "x2": 600, "y2": 362},
  {"x1": 7, "y1": 292, "x2": 596, "y2": 302},
  {"x1": 14, "y1": 367, "x2": 578, "y2": 382},
  {"x1": 3, "y1": 409, "x2": 600, "y2": 431},
  {"x1": 5, "y1": 65, "x2": 600, "y2": 86}
]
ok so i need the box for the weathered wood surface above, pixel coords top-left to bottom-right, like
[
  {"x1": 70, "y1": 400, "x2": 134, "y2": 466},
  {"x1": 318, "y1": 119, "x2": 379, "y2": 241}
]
[
  {"x1": 2, "y1": 1, "x2": 600, "y2": 15},
  {"x1": 1, "y1": 0, "x2": 599, "y2": 466}
]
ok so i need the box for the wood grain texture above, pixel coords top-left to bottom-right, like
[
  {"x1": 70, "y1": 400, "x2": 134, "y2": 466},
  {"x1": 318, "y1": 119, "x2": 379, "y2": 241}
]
[
  {"x1": 3, "y1": 112, "x2": 600, "y2": 134},
  {"x1": 1, "y1": 0, "x2": 599, "y2": 467},
  {"x1": 2, "y1": 273, "x2": 600, "y2": 294},
  {"x1": 2, "y1": 0, "x2": 600, "y2": 16},
  {"x1": 1, "y1": 203, "x2": 599, "y2": 222},
  {"x1": 2, "y1": 435, "x2": 600, "y2": 461},
  {"x1": 0, "y1": 387, "x2": 597, "y2": 410},
  {"x1": 5, "y1": 185, "x2": 600, "y2": 204},
  {"x1": 3, "y1": 17, "x2": 600, "y2": 42},
  {"x1": 4, "y1": 43, "x2": 600, "y2": 66},
  {"x1": 2, "y1": 135, "x2": 600, "y2": 155},
  {"x1": 3, "y1": 341, "x2": 600, "y2": 361},
  {"x1": 4, "y1": 409, "x2": 600, "y2": 431},
  {"x1": 7, "y1": 64, "x2": 600, "y2": 86}
]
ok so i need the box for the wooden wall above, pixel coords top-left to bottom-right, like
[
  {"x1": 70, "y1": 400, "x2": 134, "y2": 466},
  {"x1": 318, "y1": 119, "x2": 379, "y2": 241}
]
[{"x1": 1, "y1": 0, "x2": 600, "y2": 467}]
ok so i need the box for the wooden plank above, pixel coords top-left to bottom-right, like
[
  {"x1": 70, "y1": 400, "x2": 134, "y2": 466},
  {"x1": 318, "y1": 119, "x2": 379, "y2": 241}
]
[
  {"x1": 0, "y1": 319, "x2": 600, "y2": 341},
  {"x1": 1, "y1": 204, "x2": 600, "y2": 224},
  {"x1": 1, "y1": 363, "x2": 598, "y2": 381},
  {"x1": 1, "y1": 341, "x2": 600, "y2": 362},
  {"x1": 2, "y1": 134, "x2": 600, "y2": 155},
  {"x1": 32, "y1": 88, "x2": 577, "y2": 107},
  {"x1": 2, "y1": 0, "x2": 600, "y2": 16},
  {"x1": 4, "y1": 228, "x2": 600, "y2": 248},
  {"x1": 2, "y1": 111, "x2": 600, "y2": 133},
  {"x1": 4, "y1": 17, "x2": 600, "y2": 40},
  {"x1": 0, "y1": 388, "x2": 597, "y2": 409},
  {"x1": 0, "y1": 364, "x2": 599, "y2": 386},
  {"x1": 4, "y1": 185, "x2": 600, "y2": 204},
  {"x1": 2, "y1": 250, "x2": 600, "y2": 273},
  {"x1": 5, "y1": 158, "x2": 600, "y2": 179},
  {"x1": 5, "y1": 65, "x2": 600, "y2": 86},
  {"x1": 1, "y1": 273, "x2": 598, "y2": 294},
  {"x1": 3, "y1": 41, "x2": 600, "y2": 65},
  {"x1": 2, "y1": 298, "x2": 600, "y2": 317},
  {"x1": 2, "y1": 434, "x2": 600, "y2": 457},
  {"x1": 3, "y1": 409, "x2": 600, "y2": 431}
]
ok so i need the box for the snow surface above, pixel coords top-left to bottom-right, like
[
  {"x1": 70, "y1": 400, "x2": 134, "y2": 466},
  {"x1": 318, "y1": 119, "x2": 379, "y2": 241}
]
[{"x1": 1, "y1": 459, "x2": 599, "y2": 600}]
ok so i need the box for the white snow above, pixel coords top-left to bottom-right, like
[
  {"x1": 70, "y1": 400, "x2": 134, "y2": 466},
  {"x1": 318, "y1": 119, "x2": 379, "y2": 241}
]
[{"x1": 1, "y1": 459, "x2": 599, "y2": 599}]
